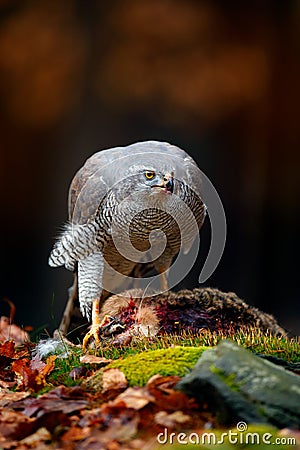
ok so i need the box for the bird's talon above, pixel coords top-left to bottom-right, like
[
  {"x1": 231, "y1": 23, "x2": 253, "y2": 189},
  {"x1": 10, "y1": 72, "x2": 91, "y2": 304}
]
[
  {"x1": 82, "y1": 325, "x2": 102, "y2": 349},
  {"x1": 82, "y1": 314, "x2": 116, "y2": 349}
]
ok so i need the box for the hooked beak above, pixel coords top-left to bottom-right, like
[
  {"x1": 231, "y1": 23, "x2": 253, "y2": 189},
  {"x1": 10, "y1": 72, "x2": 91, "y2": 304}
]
[
  {"x1": 152, "y1": 173, "x2": 174, "y2": 193},
  {"x1": 164, "y1": 173, "x2": 174, "y2": 193}
]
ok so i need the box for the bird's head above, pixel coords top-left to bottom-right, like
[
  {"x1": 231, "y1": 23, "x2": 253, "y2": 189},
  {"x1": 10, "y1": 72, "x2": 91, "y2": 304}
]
[
  {"x1": 142, "y1": 169, "x2": 174, "y2": 194},
  {"x1": 110, "y1": 166, "x2": 176, "y2": 210}
]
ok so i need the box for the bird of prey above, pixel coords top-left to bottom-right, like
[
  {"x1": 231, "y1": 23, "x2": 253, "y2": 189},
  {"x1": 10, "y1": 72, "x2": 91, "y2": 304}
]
[{"x1": 49, "y1": 141, "x2": 206, "y2": 347}]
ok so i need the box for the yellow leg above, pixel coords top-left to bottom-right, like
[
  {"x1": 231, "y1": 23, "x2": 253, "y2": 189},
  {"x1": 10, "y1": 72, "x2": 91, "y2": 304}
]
[{"x1": 82, "y1": 298, "x2": 101, "y2": 349}]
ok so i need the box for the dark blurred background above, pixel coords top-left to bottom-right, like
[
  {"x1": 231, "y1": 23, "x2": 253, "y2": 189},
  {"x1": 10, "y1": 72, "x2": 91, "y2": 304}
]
[{"x1": 1, "y1": 0, "x2": 299, "y2": 335}]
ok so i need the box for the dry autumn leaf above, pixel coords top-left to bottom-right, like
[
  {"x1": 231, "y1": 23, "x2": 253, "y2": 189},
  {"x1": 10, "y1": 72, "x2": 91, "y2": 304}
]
[
  {"x1": 19, "y1": 427, "x2": 51, "y2": 447},
  {"x1": 114, "y1": 387, "x2": 155, "y2": 410},
  {"x1": 0, "y1": 390, "x2": 30, "y2": 408},
  {"x1": 154, "y1": 410, "x2": 191, "y2": 428},
  {"x1": 102, "y1": 368, "x2": 128, "y2": 393},
  {"x1": 0, "y1": 317, "x2": 29, "y2": 345},
  {"x1": 0, "y1": 340, "x2": 16, "y2": 358},
  {"x1": 61, "y1": 425, "x2": 91, "y2": 442},
  {"x1": 80, "y1": 355, "x2": 112, "y2": 365},
  {"x1": 11, "y1": 359, "x2": 47, "y2": 392},
  {"x1": 0, "y1": 409, "x2": 36, "y2": 439},
  {"x1": 30, "y1": 354, "x2": 56, "y2": 376}
]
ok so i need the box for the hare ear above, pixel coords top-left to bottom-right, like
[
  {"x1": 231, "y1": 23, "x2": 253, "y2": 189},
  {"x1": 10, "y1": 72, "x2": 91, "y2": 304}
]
[{"x1": 198, "y1": 171, "x2": 227, "y2": 283}]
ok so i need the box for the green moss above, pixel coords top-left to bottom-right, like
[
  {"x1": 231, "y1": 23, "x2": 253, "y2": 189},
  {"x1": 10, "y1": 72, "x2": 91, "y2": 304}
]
[
  {"x1": 209, "y1": 364, "x2": 243, "y2": 392},
  {"x1": 108, "y1": 346, "x2": 208, "y2": 386},
  {"x1": 209, "y1": 361, "x2": 248, "y2": 393},
  {"x1": 46, "y1": 347, "x2": 84, "y2": 387},
  {"x1": 95, "y1": 328, "x2": 300, "y2": 364},
  {"x1": 38, "y1": 327, "x2": 299, "y2": 392}
]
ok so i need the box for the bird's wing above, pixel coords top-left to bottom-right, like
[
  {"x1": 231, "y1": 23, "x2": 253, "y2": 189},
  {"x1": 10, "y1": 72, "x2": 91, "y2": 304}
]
[{"x1": 68, "y1": 147, "x2": 123, "y2": 225}]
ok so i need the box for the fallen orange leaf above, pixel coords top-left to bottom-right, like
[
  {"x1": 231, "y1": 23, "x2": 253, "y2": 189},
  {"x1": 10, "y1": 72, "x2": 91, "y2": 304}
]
[{"x1": 102, "y1": 368, "x2": 128, "y2": 393}]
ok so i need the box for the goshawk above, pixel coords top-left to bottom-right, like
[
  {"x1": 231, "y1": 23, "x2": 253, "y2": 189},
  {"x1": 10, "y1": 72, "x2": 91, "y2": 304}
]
[{"x1": 49, "y1": 141, "x2": 206, "y2": 347}]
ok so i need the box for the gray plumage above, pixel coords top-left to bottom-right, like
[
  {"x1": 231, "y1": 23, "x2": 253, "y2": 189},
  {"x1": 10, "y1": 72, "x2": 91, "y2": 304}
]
[{"x1": 49, "y1": 141, "x2": 206, "y2": 320}]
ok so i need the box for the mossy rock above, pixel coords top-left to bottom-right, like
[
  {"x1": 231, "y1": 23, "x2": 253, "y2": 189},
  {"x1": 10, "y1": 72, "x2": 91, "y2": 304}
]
[
  {"x1": 107, "y1": 346, "x2": 209, "y2": 386},
  {"x1": 177, "y1": 340, "x2": 300, "y2": 428}
]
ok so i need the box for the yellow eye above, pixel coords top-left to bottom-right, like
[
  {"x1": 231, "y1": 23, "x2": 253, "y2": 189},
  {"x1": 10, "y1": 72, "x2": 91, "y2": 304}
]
[{"x1": 145, "y1": 171, "x2": 155, "y2": 179}]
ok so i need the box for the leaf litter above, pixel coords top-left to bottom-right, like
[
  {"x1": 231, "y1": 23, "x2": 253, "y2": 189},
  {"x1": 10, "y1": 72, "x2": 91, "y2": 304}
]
[
  {"x1": 0, "y1": 338, "x2": 297, "y2": 449},
  {"x1": 0, "y1": 338, "x2": 217, "y2": 449}
]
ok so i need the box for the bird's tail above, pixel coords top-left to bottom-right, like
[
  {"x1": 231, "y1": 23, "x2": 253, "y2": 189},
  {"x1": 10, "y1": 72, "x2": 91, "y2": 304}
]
[{"x1": 48, "y1": 222, "x2": 98, "y2": 271}]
